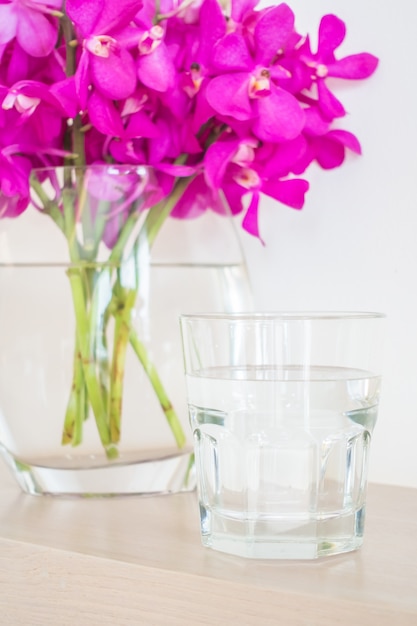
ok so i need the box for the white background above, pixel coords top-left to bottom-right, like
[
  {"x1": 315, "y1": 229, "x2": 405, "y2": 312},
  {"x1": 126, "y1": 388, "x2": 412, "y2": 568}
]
[{"x1": 241, "y1": 0, "x2": 417, "y2": 487}]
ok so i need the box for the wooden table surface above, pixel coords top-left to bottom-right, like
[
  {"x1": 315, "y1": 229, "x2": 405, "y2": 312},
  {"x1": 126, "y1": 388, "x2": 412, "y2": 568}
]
[{"x1": 0, "y1": 461, "x2": 416, "y2": 625}]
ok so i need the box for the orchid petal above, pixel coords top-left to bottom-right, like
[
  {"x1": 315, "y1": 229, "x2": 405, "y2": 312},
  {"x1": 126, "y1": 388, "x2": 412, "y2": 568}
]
[
  {"x1": 147, "y1": 118, "x2": 172, "y2": 164},
  {"x1": 327, "y1": 53, "x2": 379, "y2": 80},
  {"x1": 303, "y1": 106, "x2": 330, "y2": 136},
  {"x1": 31, "y1": 106, "x2": 65, "y2": 145},
  {"x1": 262, "y1": 136, "x2": 307, "y2": 177},
  {"x1": 156, "y1": 163, "x2": 197, "y2": 176},
  {"x1": 163, "y1": 86, "x2": 190, "y2": 120},
  {"x1": 231, "y1": 0, "x2": 258, "y2": 23},
  {"x1": 38, "y1": 0, "x2": 63, "y2": 8},
  {"x1": 103, "y1": 209, "x2": 128, "y2": 249},
  {"x1": 291, "y1": 143, "x2": 315, "y2": 175},
  {"x1": 0, "y1": 42, "x2": 7, "y2": 65},
  {"x1": 269, "y1": 64, "x2": 292, "y2": 81},
  {"x1": 222, "y1": 180, "x2": 245, "y2": 215},
  {"x1": 125, "y1": 110, "x2": 159, "y2": 139},
  {"x1": 0, "y1": 154, "x2": 31, "y2": 217},
  {"x1": 197, "y1": 0, "x2": 226, "y2": 66},
  {"x1": 317, "y1": 79, "x2": 345, "y2": 119},
  {"x1": 180, "y1": 123, "x2": 203, "y2": 154},
  {"x1": 325, "y1": 130, "x2": 362, "y2": 154},
  {"x1": 16, "y1": 11, "x2": 58, "y2": 57},
  {"x1": 66, "y1": 0, "x2": 105, "y2": 37},
  {"x1": 317, "y1": 14, "x2": 346, "y2": 60},
  {"x1": 74, "y1": 51, "x2": 91, "y2": 110},
  {"x1": 137, "y1": 45, "x2": 175, "y2": 92},
  {"x1": 205, "y1": 73, "x2": 252, "y2": 121},
  {"x1": 211, "y1": 34, "x2": 253, "y2": 72},
  {"x1": 204, "y1": 138, "x2": 240, "y2": 189},
  {"x1": 50, "y1": 78, "x2": 79, "y2": 119},
  {"x1": 88, "y1": 91, "x2": 124, "y2": 137},
  {"x1": 107, "y1": 137, "x2": 144, "y2": 163},
  {"x1": 12, "y1": 80, "x2": 66, "y2": 112},
  {"x1": 253, "y1": 87, "x2": 305, "y2": 142},
  {"x1": 242, "y1": 191, "x2": 262, "y2": 241},
  {"x1": 262, "y1": 178, "x2": 309, "y2": 209},
  {"x1": 313, "y1": 136, "x2": 345, "y2": 169},
  {"x1": 95, "y1": 0, "x2": 144, "y2": 34},
  {"x1": 0, "y1": 5, "x2": 18, "y2": 45},
  {"x1": 90, "y1": 48, "x2": 136, "y2": 99},
  {"x1": 191, "y1": 82, "x2": 215, "y2": 133},
  {"x1": 5, "y1": 42, "x2": 30, "y2": 84},
  {"x1": 170, "y1": 174, "x2": 211, "y2": 219},
  {"x1": 254, "y1": 4, "x2": 295, "y2": 66}
]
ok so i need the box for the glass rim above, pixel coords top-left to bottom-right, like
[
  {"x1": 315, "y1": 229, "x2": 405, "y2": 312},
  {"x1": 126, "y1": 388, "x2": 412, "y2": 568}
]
[{"x1": 180, "y1": 311, "x2": 386, "y2": 322}]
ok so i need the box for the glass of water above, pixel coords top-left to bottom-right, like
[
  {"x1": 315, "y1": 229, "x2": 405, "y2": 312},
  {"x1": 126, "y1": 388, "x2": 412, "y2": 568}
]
[{"x1": 180, "y1": 312, "x2": 385, "y2": 559}]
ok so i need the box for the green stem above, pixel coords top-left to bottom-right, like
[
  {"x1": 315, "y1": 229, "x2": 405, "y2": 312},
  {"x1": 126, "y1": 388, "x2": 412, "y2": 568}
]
[
  {"x1": 62, "y1": 187, "x2": 114, "y2": 454},
  {"x1": 109, "y1": 176, "x2": 194, "y2": 447},
  {"x1": 129, "y1": 328, "x2": 186, "y2": 449},
  {"x1": 30, "y1": 176, "x2": 65, "y2": 232},
  {"x1": 61, "y1": 14, "x2": 85, "y2": 167},
  {"x1": 109, "y1": 295, "x2": 134, "y2": 443},
  {"x1": 62, "y1": 338, "x2": 86, "y2": 446},
  {"x1": 139, "y1": 175, "x2": 195, "y2": 249},
  {"x1": 33, "y1": 170, "x2": 195, "y2": 458},
  {"x1": 67, "y1": 267, "x2": 115, "y2": 458},
  {"x1": 88, "y1": 268, "x2": 111, "y2": 415},
  {"x1": 108, "y1": 211, "x2": 141, "y2": 265},
  {"x1": 63, "y1": 187, "x2": 80, "y2": 261}
]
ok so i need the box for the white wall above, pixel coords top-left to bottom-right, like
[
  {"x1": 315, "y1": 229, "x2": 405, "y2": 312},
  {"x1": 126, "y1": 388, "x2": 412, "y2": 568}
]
[{"x1": 241, "y1": 0, "x2": 417, "y2": 487}]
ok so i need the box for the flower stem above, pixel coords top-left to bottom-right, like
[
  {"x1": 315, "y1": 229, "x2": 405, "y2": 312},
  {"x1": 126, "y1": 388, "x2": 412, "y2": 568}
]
[
  {"x1": 140, "y1": 175, "x2": 195, "y2": 248},
  {"x1": 66, "y1": 267, "x2": 116, "y2": 458},
  {"x1": 109, "y1": 289, "x2": 136, "y2": 443},
  {"x1": 32, "y1": 169, "x2": 194, "y2": 458},
  {"x1": 62, "y1": 337, "x2": 87, "y2": 446},
  {"x1": 129, "y1": 328, "x2": 186, "y2": 448},
  {"x1": 61, "y1": 14, "x2": 85, "y2": 167},
  {"x1": 30, "y1": 176, "x2": 65, "y2": 232}
]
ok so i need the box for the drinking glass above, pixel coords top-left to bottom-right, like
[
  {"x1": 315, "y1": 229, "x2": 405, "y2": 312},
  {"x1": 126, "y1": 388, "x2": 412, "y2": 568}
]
[{"x1": 180, "y1": 312, "x2": 385, "y2": 559}]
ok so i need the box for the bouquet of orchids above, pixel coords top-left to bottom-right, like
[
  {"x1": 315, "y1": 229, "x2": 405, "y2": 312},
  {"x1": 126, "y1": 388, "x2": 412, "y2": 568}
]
[{"x1": 0, "y1": 0, "x2": 378, "y2": 458}]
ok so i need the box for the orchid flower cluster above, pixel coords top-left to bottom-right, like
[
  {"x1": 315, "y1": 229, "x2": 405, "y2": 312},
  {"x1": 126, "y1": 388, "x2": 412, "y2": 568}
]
[
  {"x1": 0, "y1": 0, "x2": 378, "y2": 241},
  {"x1": 0, "y1": 0, "x2": 378, "y2": 460}
]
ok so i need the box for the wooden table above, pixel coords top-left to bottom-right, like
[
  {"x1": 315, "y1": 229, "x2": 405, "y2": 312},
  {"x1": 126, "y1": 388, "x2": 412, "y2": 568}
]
[{"x1": 0, "y1": 462, "x2": 416, "y2": 625}]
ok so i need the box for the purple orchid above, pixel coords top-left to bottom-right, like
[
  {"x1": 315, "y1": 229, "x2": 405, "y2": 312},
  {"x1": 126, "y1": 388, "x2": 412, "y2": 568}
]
[
  {"x1": 66, "y1": 0, "x2": 143, "y2": 107},
  {"x1": 0, "y1": 150, "x2": 31, "y2": 217},
  {"x1": 0, "y1": 0, "x2": 378, "y2": 243},
  {"x1": 205, "y1": 3, "x2": 305, "y2": 143},
  {"x1": 203, "y1": 133, "x2": 308, "y2": 239},
  {"x1": 294, "y1": 14, "x2": 379, "y2": 120},
  {"x1": 0, "y1": 0, "x2": 62, "y2": 58},
  {"x1": 134, "y1": 17, "x2": 176, "y2": 93},
  {"x1": 0, "y1": 0, "x2": 381, "y2": 474}
]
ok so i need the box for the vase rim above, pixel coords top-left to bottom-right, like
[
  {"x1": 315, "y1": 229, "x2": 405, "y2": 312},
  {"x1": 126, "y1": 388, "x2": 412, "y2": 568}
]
[{"x1": 31, "y1": 164, "x2": 150, "y2": 174}]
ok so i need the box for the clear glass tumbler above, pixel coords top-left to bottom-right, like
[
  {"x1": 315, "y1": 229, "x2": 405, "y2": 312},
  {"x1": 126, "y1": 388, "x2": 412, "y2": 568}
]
[{"x1": 180, "y1": 312, "x2": 385, "y2": 559}]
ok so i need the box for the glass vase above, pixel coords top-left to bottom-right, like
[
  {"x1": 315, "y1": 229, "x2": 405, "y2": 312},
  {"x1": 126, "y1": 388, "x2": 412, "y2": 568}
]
[{"x1": 0, "y1": 165, "x2": 252, "y2": 496}]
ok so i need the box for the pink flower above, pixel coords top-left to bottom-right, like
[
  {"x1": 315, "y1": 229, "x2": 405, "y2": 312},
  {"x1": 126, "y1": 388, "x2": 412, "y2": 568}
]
[
  {"x1": 0, "y1": 149, "x2": 32, "y2": 217},
  {"x1": 296, "y1": 14, "x2": 379, "y2": 120},
  {"x1": 134, "y1": 21, "x2": 176, "y2": 93},
  {"x1": 0, "y1": 0, "x2": 379, "y2": 242},
  {"x1": 66, "y1": 0, "x2": 142, "y2": 106},
  {"x1": 0, "y1": 0, "x2": 62, "y2": 58},
  {"x1": 205, "y1": 4, "x2": 305, "y2": 143},
  {"x1": 204, "y1": 133, "x2": 309, "y2": 239}
]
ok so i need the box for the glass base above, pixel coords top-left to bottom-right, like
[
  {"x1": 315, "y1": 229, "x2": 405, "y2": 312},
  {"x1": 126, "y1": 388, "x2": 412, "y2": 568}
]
[
  {"x1": 1, "y1": 446, "x2": 195, "y2": 497},
  {"x1": 200, "y1": 504, "x2": 365, "y2": 559}
]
